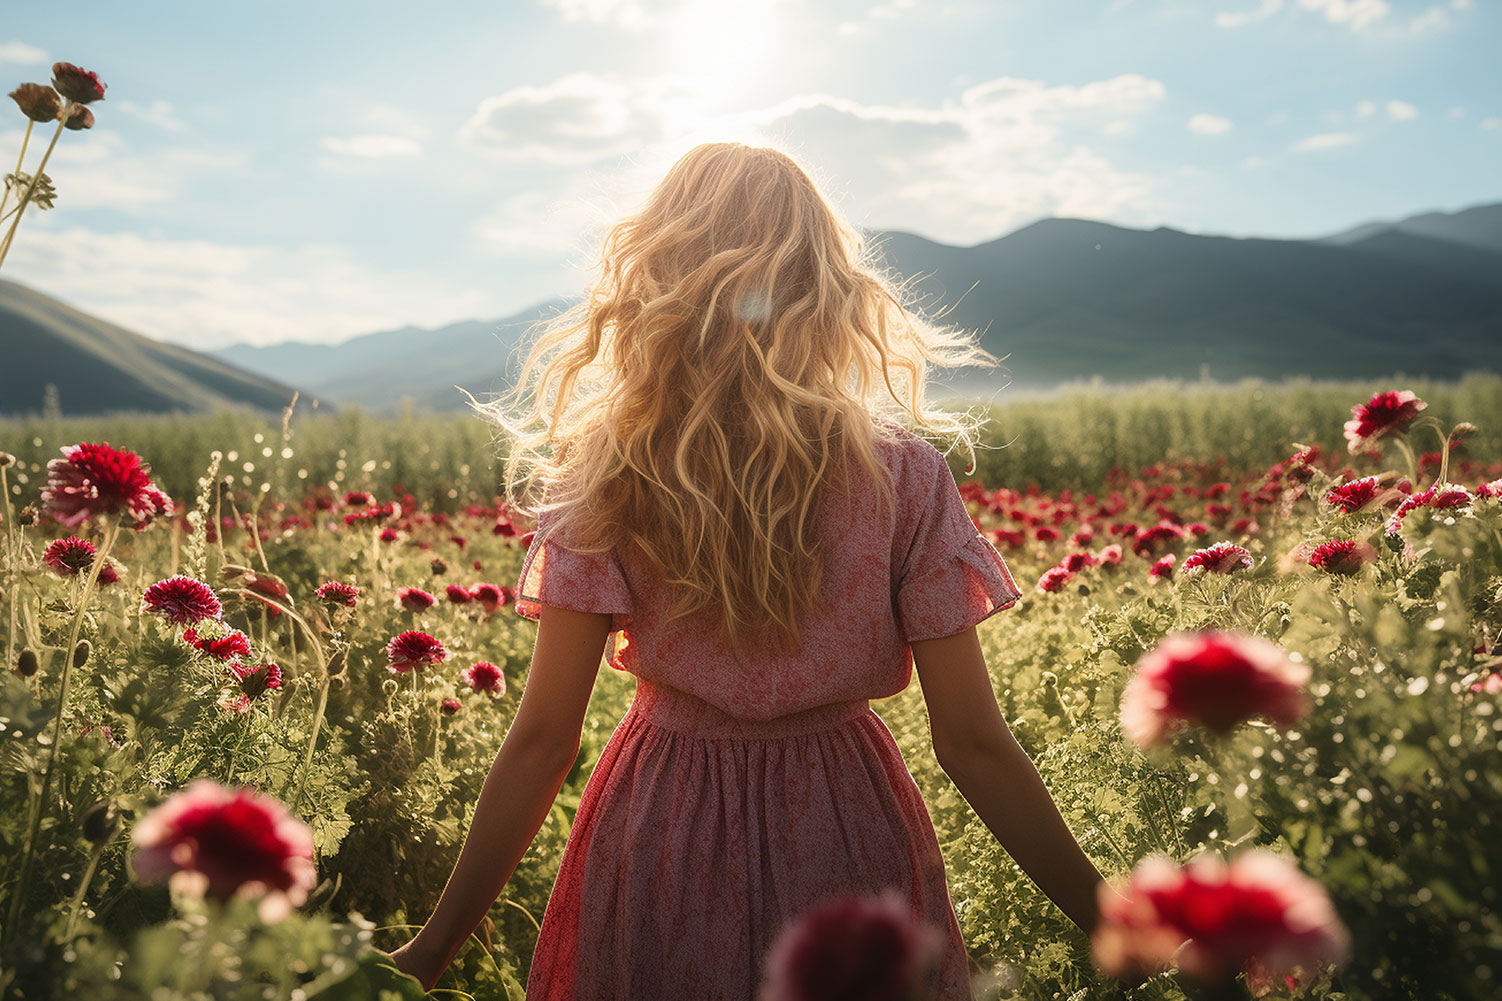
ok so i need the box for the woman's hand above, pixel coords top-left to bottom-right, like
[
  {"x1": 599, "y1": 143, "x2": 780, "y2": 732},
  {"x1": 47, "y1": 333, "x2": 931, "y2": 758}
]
[{"x1": 384, "y1": 937, "x2": 447, "y2": 993}]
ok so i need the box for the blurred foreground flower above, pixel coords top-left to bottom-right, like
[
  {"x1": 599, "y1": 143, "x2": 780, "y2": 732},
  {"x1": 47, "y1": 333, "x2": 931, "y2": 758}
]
[
  {"x1": 1091, "y1": 849, "x2": 1350, "y2": 989},
  {"x1": 130, "y1": 779, "x2": 316, "y2": 923},
  {"x1": 40, "y1": 441, "x2": 172, "y2": 528},
  {"x1": 758, "y1": 888, "x2": 945, "y2": 1001},
  {"x1": 1120, "y1": 630, "x2": 1309, "y2": 748}
]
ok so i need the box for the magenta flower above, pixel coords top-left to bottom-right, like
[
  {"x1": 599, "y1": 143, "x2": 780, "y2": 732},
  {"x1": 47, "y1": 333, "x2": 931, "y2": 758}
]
[
  {"x1": 192, "y1": 628, "x2": 252, "y2": 661},
  {"x1": 440, "y1": 696, "x2": 463, "y2": 715},
  {"x1": 220, "y1": 660, "x2": 283, "y2": 713},
  {"x1": 758, "y1": 889, "x2": 945, "y2": 1001},
  {"x1": 41, "y1": 442, "x2": 174, "y2": 528},
  {"x1": 1038, "y1": 566, "x2": 1073, "y2": 593},
  {"x1": 1148, "y1": 553, "x2": 1176, "y2": 582},
  {"x1": 1091, "y1": 850, "x2": 1350, "y2": 988},
  {"x1": 445, "y1": 583, "x2": 473, "y2": 605},
  {"x1": 462, "y1": 661, "x2": 506, "y2": 697},
  {"x1": 470, "y1": 583, "x2": 503, "y2": 616},
  {"x1": 1344, "y1": 390, "x2": 1426, "y2": 454},
  {"x1": 1120, "y1": 630, "x2": 1309, "y2": 747},
  {"x1": 129, "y1": 779, "x2": 316, "y2": 923},
  {"x1": 1180, "y1": 542, "x2": 1252, "y2": 576},
  {"x1": 1384, "y1": 482, "x2": 1473, "y2": 536},
  {"x1": 42, "y1": 535, "x2": 97, "y2": 577},
  {"x1": 386, "y1": 630, "x2": 447, "y2": 674},
  {"x1": 141, "y1": 576, "x2": 223, "y2": 625}
]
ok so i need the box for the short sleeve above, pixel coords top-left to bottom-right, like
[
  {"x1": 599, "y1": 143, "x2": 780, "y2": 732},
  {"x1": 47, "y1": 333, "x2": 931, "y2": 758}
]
[
  {"x1": 894, "y1": 442, "x2": 1022, "y2": 643},
  {"x1": 514, "y1": 507, "x2": 634, "y2": 636}
]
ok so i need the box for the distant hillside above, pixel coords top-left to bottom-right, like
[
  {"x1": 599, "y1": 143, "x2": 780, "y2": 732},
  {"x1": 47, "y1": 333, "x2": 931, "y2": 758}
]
[
  {"x1": 0, "y1": 279, "x2": 303, "y2": 417},
  {"x1": 1316, "y1": 201, "x2": 1502, "y2": 255}
]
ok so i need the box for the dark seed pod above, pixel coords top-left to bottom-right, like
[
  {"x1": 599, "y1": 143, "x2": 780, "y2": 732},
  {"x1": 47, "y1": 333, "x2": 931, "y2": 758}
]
[
  {"x1": 15, "y1": 648, "x2": 39, "y2": 677},
  {"x1": 17, "y1": 504, "x2": 38, "y2": 526},
  {"x1": 0, "y1": 450, "x2": 15, "y2": 467},
  {"x1": 430, "y1": 556, "x2": 448, "y2": 576},
  {"x1": 79, "y1": 798, "x2": 122, "y2": 846},
  {"x1": 72, "y1": 639, "x2": 91, "y2": 668}
]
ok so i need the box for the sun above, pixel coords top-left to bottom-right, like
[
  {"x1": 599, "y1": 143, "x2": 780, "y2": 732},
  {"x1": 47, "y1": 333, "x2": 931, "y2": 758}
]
[{"x1": 666, "y1": 0, "x2": 778, "y2": 103}]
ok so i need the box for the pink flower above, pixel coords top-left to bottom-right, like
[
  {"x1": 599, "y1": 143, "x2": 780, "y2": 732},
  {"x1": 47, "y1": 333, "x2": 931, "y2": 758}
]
[
  {"x1": 1475, "y1": 478, "x2": 1502, "y2": 500},
  {"x1": 1120, "y1": 630, "x2": 1309, "y2": 747},
  {"x1": 315, "y1": 580, "x2": 360, "y2": 607},
  {"x1": 396, "y1": 586, "x2": 436, "y2": 612},
  {"x1": 1384, "y1": 482, "x2": 1473, "y2": 536},
  {"x1": 1180, "y1": 542, "x2": 1252, "y2": 576},
  {"x1": 440, "y1": 696, "x2": 462, "y2": 715},
  {"x1": 1306, "y1": 539, "x2": 1376, "y2": 576},
  {"x1": 1062, "y1": 551, "x2": 1097, "y2": 573},
  {"x1": 141, "y1": 576, "x2": 223, "y2": 625},
  {"x1": 1095, "y1": 543, "x2": 1124, "y2": 567},
  {"x1": 1343, "y1": 390, "x2": 1426, "y2": 454},
  {"x1": 462, "y1": 661, "x2": 506, "y2": 697},
  {"x1": 445, "y1": 583, "x2": 473, "y2": 604},
  {"x1": 1091, "y1": 850, "x2": 1350, "y2": 987},
  {"x1": 192, "y1": 629, "x2": 252, "y2": 661},
  {"x1": 220, "y1": 660, "x2": 283, "y2": 713},
  {"x1": 757, "y1": 889, "x2": 945, "y2": 1001},
  {"x1": 129, "y1": 779, "x2": 316, "y2": 923},
  {"x1": 1132, "y1": 521, "x2": 1184, "y2": 557},
  {"x1": 1148, "y1": 553, "x2": 1176, "y2": 582},
  {"x1": 1324, "y1": 476, "x2": 1394, "y2": 514},
  {"x1": 42, "y1": 536, "x2": 97, "y2": 576},
  {"x1": 1468, "y1": 672, "x2": 1502, "y2": 695},
  {"x1": 41, "y1": 442, "x2": 174, "y2": 529},
  {"x1": 386, "y1": 630, "x2": 446, "y2": 674}
]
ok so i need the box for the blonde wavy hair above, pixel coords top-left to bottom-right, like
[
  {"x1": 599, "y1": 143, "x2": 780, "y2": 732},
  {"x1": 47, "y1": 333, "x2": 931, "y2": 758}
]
[{"x1": 470, "y1": 141, "x2": 1005, "y2": 658}]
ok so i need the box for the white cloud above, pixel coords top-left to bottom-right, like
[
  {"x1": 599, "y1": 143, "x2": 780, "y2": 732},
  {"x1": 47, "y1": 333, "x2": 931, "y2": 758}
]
[
  {"x1": 1187, "y1": 113, "x2": 1233, "y2": 135},
  {"x1": 540, "y1": 0, "x2": 656, "y2": 30},
  {"x1": 1291, "y1": 130, "x2": 1358, "y2": 151},
  {"x1": 1354, "y1": 100, "x2": 1376, "y2": 118},
  {"x1": 1103, "y1": 120, "x2": 1132, "y2": 135},
  {"x1": 319, "y1": 134, "x2": 422, "y2": 158},
  {"x1": 471, "y1": 186, "x2": 613, "y2": 255},
  {"x1": 1481, "y1": 117, "x2": 1502, "y2": 131},
  {"x1": 2, "y1": 224, "x2": 497, "y2": 349},
  {"x1": 0, "y1": 40, "x2": 47, "y2": 64},
  {"x1": 1215, "y1": 0, "x2": 1283, "y2": 28},
  {"x1": 1386, "y1": 99, "x2": 1418, "y2": 120},
  {"x1": 1296, "y1": 0, "x2": 1389, "y2": 29},
  {"x1": 117, "y1": 99, "x2": 187, "y2": 133}
]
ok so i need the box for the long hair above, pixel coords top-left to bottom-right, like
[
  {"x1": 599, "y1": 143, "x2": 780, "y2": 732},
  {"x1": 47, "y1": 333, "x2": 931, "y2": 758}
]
[{"x1": 470, "y1": 141, "x2": 1005, "y2": 658}]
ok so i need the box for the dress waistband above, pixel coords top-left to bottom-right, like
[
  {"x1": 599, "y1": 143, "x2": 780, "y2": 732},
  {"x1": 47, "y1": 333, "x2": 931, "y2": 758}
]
[{"x1": 628, "y1": 676, "x2": 873, "y2": 740}]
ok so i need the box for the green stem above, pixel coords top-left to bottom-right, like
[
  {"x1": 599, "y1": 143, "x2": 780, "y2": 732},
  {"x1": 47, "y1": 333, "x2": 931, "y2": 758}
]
[
  {"x1": 0, "y1": 118, "x2": 34, "y2": 220},
  {"x1": 64, "y1": 840, "x2": 107, "y2": 939},
  {"x1": 3, "y1": 516, "x2": 121, "y2": 949},
  {"x1": 0, "y1": 117, "x2": 66, "y2": 271},
  {"x1": 2, "y1": 464, "x2": 17, "y2": 671},
  {"x1": 287, "y1": 672, "x2": 332, "y2": 812},
  {"x1": 1390, "y1": 436, "x2": 1418, "y2": 487}
]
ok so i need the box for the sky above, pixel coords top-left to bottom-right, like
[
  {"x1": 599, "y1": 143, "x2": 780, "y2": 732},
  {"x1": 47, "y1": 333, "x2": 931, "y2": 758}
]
[{"x1": 0, "y1": 0, "x2": 1497, "y2": 350}]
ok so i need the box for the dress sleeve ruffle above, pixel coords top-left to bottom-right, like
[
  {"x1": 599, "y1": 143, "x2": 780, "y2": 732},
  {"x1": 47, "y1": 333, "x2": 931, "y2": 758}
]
[
  {"x1": 514, "y1": 508, "x2": 634, "y2": 636},
  {"x1": 894, "y1": 442, "x2": 1022, "y2": 643}
]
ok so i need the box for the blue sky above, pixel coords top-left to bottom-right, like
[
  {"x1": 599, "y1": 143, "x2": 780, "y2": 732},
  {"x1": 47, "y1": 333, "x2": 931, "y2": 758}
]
[{"x1": 1, "y1": 0, "x2": 1497, "y2": 349}]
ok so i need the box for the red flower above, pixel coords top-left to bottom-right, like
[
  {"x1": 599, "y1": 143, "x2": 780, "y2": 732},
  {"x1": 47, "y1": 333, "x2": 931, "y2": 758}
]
[
  {"x1": 445, "y1": 583, "x2": 473, "y2": 604},
  {"x1": 95, "y1": 556, "x2": 123, "y2": 586},
  {"x1": 1132, "y1": 521, "x2": 1184, "y2": 557},
  {"x1": 470, "y1": 583, "x2": 503, "y2": 616},
  {"x1": 1323, "y1": 475, "x2": 1395, "y2": 514},
  {"x1": 386, "y1": 630, "x2": 447, "y2": 674},
  {"x1": 462, "y1": 661, "x2": 506, "y2": 697},
  {"x1": 378, "y1": 527, "x2": 400, "y2": 543},
  {"x1": 42, "y1": 536, "x2": 97, "y2": 576},
  {"x1": 1306, "y1": 539, "x2": 1376, "y2": 576},
  {"x1": 1062, "y1": 551, "x2": 1097, "y2": 573},
  {"x1": 341, "y1": 490, "x2": 372, "y2": 507},
  {"x1": 440, "y1": 696, "x2": 462, "y2": 715},
  {"x1": 51, "y1": 62, "x2": 106, "y2": 104},
  {"x1": 1038, "y1": 566, "x2": 1073, "y2": 593},
  {"x1": 758, "y1": 889, "x2": 945, "y2": 1001},
  {"x1": 192, "y1": 628, "x2": 252, "y2": 661},
  {"x1": 1180, "y1": 542, "x2": 1252, "y2": 575},
  {"x1": 141, "y1": 576, "x2": 223, "y2": 625},
  {"x1": 1120, "y1": 630, "x2": 1309, "y2": 747},
  {"x1": 1343, "y1": 390, "x2": 1426, "y2": 455},
  {"x1": 1091, "y1": 849, "x2": 1350, "y2": 987},
  {"x1": 396, "y1": 586, "x2": 436, "y2": 612},
  {"x1": 1384, "y1": 482, "x2": 1473, "y2": 536},
  {"x1": 1148, "y1": 553, "x2": 1176, "y2": 582},
  {"x1": 222, "y1": 566, "x2": 291, "y2": 617},
  {"x1": 224, "y1": 659, "x2": 283, "y2": 707},
  {"x1": 315, "y1": 580, "x2": 360, "y2": 607},
  {"x1": 1476, "y1": 478, "x2": 1502, "y2": 500},
  {"x1": 129, "y1": 779, "x2": 316, "y2": 923},
  {"x1": 1469, "y1": 673, "x2": 1502, "y2": 695},
  {"x1": 41, "y1": 442, "x2": 174, "y2": 528}
]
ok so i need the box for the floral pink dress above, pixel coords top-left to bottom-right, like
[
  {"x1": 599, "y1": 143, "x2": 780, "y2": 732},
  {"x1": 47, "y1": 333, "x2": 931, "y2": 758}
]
[{"x1": 513, "y1": 424, "x2": 1022, "y2": 1001}]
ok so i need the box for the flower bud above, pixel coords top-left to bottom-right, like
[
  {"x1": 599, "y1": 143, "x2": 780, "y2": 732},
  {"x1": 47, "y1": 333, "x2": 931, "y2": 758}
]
[
  {"x1": 1449, "y1": 423, "x2": 1477, "y2": 447},
  {"x1": 72, "y1": 639, "x2": 91, "y2": 668},
  {"x1": 15, "y1": 648, "x2": 39, "y2": 678},
  {"x1": 79, "y1": 798, "x2": 122, "y2": 846},
  {"x1": 0, "y1": 450, "x2": 15, "y2": 467},
  {"x1": 62, "y1": 104, "x2": 94, "y2": 131},
  {"x1": 18, "y1": 504, "x2": 38, "y2": 526},
  {"x1": 430, "y1": 556, "x2": 448, "y2": 576},
  {"x1": 51, "y1": 62, "x2": 106, "y2": 104},
  {"x1": 8, "y1": 83, "x2": 62, "y2": 122},
  {"x1": 441, "y1": 696, "x2": 462, "y2": 715}
]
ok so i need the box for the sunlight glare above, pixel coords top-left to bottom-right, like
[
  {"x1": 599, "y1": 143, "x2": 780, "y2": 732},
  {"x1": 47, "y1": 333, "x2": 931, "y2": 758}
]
[{"x1": 667, "y1": 0, "x2": 775, "y2": 101}]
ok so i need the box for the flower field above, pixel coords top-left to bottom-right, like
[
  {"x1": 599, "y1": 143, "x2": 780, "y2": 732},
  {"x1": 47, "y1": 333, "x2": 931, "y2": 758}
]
[{"x1": 2, "y1": 375, "x2": 1501, "y2": 1001}]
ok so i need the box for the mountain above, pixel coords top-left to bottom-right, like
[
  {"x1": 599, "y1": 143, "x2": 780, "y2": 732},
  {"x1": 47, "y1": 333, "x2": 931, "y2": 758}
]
[
  {"x1": 0, "y1": 279, "x2": 304, "y2": 417},
  {"x1": 1316, "y1": 201, "x2": 1502, "y2": 254}
]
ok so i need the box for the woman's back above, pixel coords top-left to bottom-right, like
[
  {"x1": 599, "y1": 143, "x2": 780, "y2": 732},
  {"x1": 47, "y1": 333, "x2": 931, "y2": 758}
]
[{"x1": 514, "y1": 421, "x2": 1023, "y2": 1000}]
